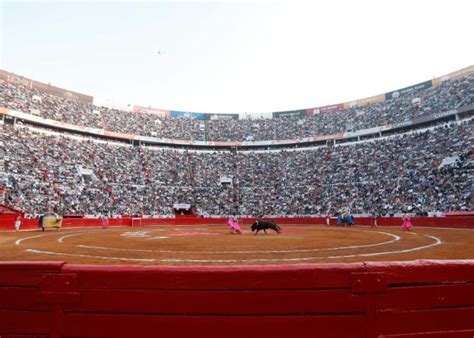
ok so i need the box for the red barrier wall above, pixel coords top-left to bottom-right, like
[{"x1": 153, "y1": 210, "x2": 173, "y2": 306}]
[
  {"x1": 2, "y1": 216, "x2": 474, "y2": 231},
  {"x1": 357, "y1": 216, "x2": 474, "y2": 228},
  {"x1": 0, "y1": 217, "x2": 132, "y2": 230},
  {"x1": 0, "y1": 260, "x2": 473, "y2": 338}
]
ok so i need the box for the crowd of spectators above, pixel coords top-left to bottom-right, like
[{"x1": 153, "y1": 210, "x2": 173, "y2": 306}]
[
  {"x1": 1, "y1": 74, "x2": 472, "y2": 142},
  {"x1": 1, "y1": 118, "x2": 472, "y2": 216}
]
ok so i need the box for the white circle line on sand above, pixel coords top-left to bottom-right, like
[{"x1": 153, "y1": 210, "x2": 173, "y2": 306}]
[
  {"x1": 58, "y1": 231, "x2": 100, "y2": 243},
  {"x1": 1, "y1": 226, "x2": 130, "y2": 233},
  {"x1": 16, "y1": 230, "x2": 107, "y2": 246},
  {"x1": 24, "y1": 249, "x2": 156, "y2": 262},
  {"x1": 22, "y1": 233, "x2": 442, "y2": 264},
  {"x1": 15, "y1": 233, "x2": 53, "y2": 245},
  {"x1": 160, "y1": 234, "x2": 443, "y2": 263},
  {"x1": 75, "y1": 229, "x2": 400, "y2": 254}
]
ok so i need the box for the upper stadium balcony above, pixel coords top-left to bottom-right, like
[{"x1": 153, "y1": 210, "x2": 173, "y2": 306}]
[{"x1": 0, "y1": 66, "x2": 473, "y2": 148}]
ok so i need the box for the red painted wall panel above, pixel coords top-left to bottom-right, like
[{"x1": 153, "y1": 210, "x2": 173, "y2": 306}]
[
  {"x1": 380, "y1": 329, "x2": 474, "y2": 337},
  {"x1": 64, "y1": 263, "x2": 366, "y2": 290},
  {"x1": 60, "y1": 314, "x2": 366, "y2": 338},
  {"x1": 1, "y1": 261, "x2": 474, "y2": 337},
  {"x1": 376, "y1": 307, "x2": 474, "y2": 335},
  {"x1": 63, "y1": 289, "x2": 365, "y2": 314},
  {"x1": 0, "y1": 309, "x2": 51, "y2": 334}
]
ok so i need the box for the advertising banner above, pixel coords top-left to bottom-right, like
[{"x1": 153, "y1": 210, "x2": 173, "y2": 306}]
[
  {"x1": 133, "y1": 105, "x2": 170, "y2": 117},
  {"x1": 0, "y1": 70, "x2": 93, "y2": 104},
  {"x1": 134, "y1": 135, "x2": 159, "y2": 143},
  {"x1": 391, "y1": 108, "x2": 461, "y2": 129},
  {"x1": 134, "y1": 135, "x2": 193, "y2": 145},
  {"x1": 161, "y1": 138, "x2": 193, "y2": 145},
  {"x1": 345, "y1": 94, "x2": 385, "y2": 108},
  {"x1": 0, "y1": 107, "x2": 10, "y2": 115},
  {"x1": 170, "y1": 111, "x2": 206, "y2": 120},
  {"x1": 385, "y1": 80, "x2": 433, "y2": 100},
  {"x1": 307, "y1": 103, "x2": 345, "y2": 117},
  {"x1": 311, "y1": 133, "x2": 344, "y2": 141},
  {"x1": 273, "y1": 109, "x2": 307, "y2": 119},
  {"x1": 433, "y1": 65, "x2": 474, "y2": 86},
  {"x1": 0, "y1": 70, "x2": 33, "y2": 88},
  {"x1": 205, "y1": 113, "x2": 239, "y2": 120},
  {"x1": 343, "y1": 126, "x2": 383, "y2": 139},
  {"x1": 103, "y1": 130, "x2": 135, "y2": 140},
  {"x1": 207, "y1": 141, "x2": 241, "y2": 147},
  {"x1": 241, "y1": 140, "x2": 272, "y2": 146},
  {"x1": 271, "y1": 138, "x2": 299, "y2": 145}
]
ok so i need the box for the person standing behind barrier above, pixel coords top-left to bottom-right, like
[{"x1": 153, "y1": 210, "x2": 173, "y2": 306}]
[
  {"x1": 15, "y1": 215, "x2": 21, "y2": 232},
  {"x1": 101, "y1": 215, "x2": 110, "y2": 229},
  {"x1": 347, "y1": 213, "x2": 354, "y2": 226},
  {"x1": 371, "y1": 212, "x2": 378, "y2": 227},
  {"x1": 38, "y1": 214, "x2": 44, "y2": 231}
]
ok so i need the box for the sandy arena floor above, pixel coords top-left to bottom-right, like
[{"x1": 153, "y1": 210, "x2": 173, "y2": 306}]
[{"x1": 1, "y1": 224, "x2": 474, "y2": 266}]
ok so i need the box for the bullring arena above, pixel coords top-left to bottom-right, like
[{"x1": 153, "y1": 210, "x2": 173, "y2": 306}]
[
  {"x1": 2, "y1": 221, "x2": 474, "y2": 265},
  {"x1": 1, "y1": 44, "x2": 474, "y2": 338},
  {"x1": 1, "y1": 217, "x2": 474, "y2": 337}
]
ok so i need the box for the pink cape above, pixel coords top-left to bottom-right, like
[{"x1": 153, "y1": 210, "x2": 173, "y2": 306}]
[
  {"x1": 402, "y1": 219, "x2": 413, "y2": 229},
  {"x1": 227, "y1": 218, "x2": 241, "y2": 231}
]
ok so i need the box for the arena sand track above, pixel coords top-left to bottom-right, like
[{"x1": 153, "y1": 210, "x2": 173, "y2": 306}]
[{"x1": 1, "y1": 225, "x2": 474, "y2": 266}]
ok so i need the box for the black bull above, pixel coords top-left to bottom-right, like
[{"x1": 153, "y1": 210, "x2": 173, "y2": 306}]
[{"x1": 251, "y1": 220, "x2": 282, "y2": 235}]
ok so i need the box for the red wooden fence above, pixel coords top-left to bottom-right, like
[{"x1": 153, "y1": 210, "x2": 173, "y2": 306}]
[{"x1": 0, "y1": 260, "x2": 473, "y2": 338}]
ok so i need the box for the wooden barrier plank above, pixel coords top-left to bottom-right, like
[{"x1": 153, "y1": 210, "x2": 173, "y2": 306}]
[
  {"x1": 60, "y1": 314, "x2": 366, "y2": 338},
  {"x1": 0, "y1": 271, "x2": 50, "y2": 287},
  {"x1": 62, "y1": 289, "x2": 365, "y2": 314},
  {"x1": 366, "y1": 260, "x2": 474, "y2": 285},
  {"x1": 65, "y1": 263, "x2": 366, "y2": 290},
  {"x1": 0, "y1": 262, "x2": 65, "y2": 271},
  {"x1": 0, "y1": 335, "x2": 48, "y2": 338},
  {"x1": 377, "y1": 284, "x2": 474, "y2": 310},
  {"x1": 376, "y1": 307, "x2": 474, "y2": 335},
  {"x1": 0, "y1": 287, "x2": 49, "y2": 310},
  {"x1": 379, "y1": 329, "x2": 474, "y2": 337},
  {"x1": 0, "y1": 262, "x2": 65, "y2": 287},
  {"x1": 0, "y1": 309, "x2": 51, "y2": 334}
]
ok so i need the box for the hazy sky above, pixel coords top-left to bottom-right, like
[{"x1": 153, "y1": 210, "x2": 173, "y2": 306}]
[{"x1": 1, "y1": 0, "x2": 473, "y2": 115}]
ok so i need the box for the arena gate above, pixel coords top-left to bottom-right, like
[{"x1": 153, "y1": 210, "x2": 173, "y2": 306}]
[{"x1": 0, "y1": 260, "x2": 473, "y2": 338}]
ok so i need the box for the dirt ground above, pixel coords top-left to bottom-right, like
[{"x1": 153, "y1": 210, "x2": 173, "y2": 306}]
[{"x1": 1, "y1": 224, "x2": 474, "y2": 266}]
